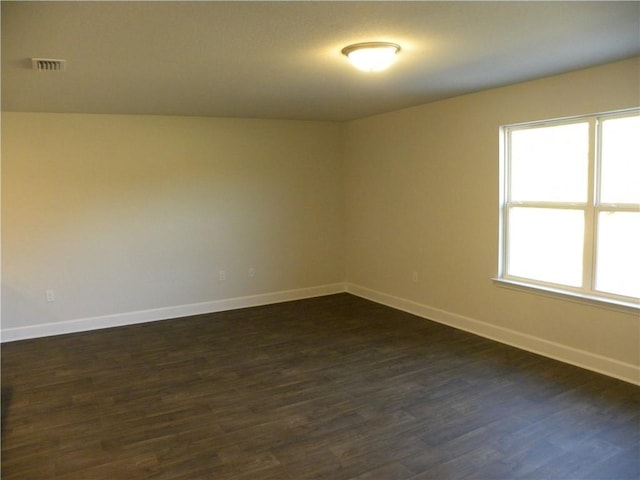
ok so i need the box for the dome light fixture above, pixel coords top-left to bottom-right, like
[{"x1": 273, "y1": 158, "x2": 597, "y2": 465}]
[{"x1": 341, "y1": 42, "x2": 401, "y2": 72}]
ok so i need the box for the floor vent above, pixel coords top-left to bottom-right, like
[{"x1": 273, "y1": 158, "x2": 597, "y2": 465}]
[{"x1": 31, "y1": 58, "x2": 66, "y2": 72}]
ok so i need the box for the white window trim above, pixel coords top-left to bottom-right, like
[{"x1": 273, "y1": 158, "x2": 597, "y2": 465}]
[
  {"x1": 492, "y1": 278, "x2": 639, "y2": 314},
  {"x1": 497, "y1": 108, "x2": 640, "y2": 312}
]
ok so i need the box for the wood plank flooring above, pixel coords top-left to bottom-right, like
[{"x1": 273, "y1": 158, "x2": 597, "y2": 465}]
[{"x1": 2, "y1": 293, "x2": 639, "y2": 479}]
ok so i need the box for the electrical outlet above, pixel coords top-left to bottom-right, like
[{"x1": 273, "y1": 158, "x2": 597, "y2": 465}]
[
  {"x1": 219, "y1": 270, "x2": 226, "y2": 281},
  {"x1": 248, "y1": 268, "x2": 255, "y2": 278},
  {"x1": 412, "y1": 271, "x2": 419, "y2": 283},
  {"x1": 46, "y1": 289, "x2": 55, "y2": 302}
]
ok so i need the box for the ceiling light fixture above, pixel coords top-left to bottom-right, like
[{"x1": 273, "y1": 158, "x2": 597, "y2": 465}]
[{"x1": 341, "y1": 42, "x2": 401, "y2": 72}]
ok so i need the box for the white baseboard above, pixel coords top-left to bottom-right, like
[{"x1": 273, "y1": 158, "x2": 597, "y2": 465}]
[
  {"x1": 4, "y1": 281, "x2": 637, "y2": 385},
  {"x1": 0, "y1": 283, "x2": 347, "y2": 343},
  {"x1": 346, "y1": 283, "x2": 640, "y2": 386}
]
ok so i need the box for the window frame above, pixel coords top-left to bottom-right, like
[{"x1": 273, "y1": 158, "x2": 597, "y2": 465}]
[{"x1": 497, "y1": 108, "x2": 640, "y2": 312}]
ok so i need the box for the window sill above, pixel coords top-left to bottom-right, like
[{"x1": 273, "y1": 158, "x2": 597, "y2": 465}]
[{"x1": 492, "y1": 278, "x2": 640, "y2": 315}]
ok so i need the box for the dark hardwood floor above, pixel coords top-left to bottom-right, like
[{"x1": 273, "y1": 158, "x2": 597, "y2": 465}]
[{"x1": 2, "y1": 293, "x2": 638, "y2": 479}]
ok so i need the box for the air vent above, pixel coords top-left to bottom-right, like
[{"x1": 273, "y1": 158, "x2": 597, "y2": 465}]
[{"x1": 31, "y1": 58, "x2": 66, "y2": 72}]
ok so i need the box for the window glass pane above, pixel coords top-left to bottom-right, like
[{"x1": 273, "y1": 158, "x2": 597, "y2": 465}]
[
  {"x1": 510, "y1": 122, "x2": 588, "y2": 202},
  {"x1": 600, "y1": 115, "x2": 640, "y2": 204},
  {"x1": 507, "y1": 207, "x2": 584, "y2": 286},
  {"x1": 596, "y1": 211, "x2": 640, "y2": 299}
]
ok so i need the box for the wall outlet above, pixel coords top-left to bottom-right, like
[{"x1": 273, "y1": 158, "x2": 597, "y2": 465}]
[
  {"x1": 412, "y1": 271, "x2": 419, "y2": 283},
  {"x1": 219, "y1": 270, "x2": 226, "y2": 281},
  {"x1": 248, "y1": 267, "x2": 255, "y2": 278},
  {"x1": 46, "y1": 289, "x2": 55, "y2": 302}
]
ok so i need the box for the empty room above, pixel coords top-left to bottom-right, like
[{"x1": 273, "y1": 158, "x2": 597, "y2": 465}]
[{"x1": 1, "y1": 1, "x2": 639, "y2": 479}]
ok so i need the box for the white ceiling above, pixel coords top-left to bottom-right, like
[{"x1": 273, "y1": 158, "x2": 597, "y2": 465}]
[{"x1": 2, "y1": 1, "x2": 639, "y2": 121}]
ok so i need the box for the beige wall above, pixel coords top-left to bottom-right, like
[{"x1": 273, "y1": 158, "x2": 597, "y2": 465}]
[
  {"x1": 344, "y1": 57, "x2": 640, "y2": 369},
  {"x1": 2, "y1": 57, "x2": 638, "y2": 379},
  {"x1": 2, "y1": 113, "x2": 344, "y2": 329}
]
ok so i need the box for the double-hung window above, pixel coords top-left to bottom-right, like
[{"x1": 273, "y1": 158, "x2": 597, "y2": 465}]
[{"x1": 498, "y1": 108, "x2": 639, "y2": 309}]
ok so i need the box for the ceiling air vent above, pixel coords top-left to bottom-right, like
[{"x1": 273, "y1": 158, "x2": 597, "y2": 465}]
[{"x1": 32, "y1": 58, "x2": 66, "y2": 72}]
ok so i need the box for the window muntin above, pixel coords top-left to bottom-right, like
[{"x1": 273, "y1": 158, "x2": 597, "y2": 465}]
[{"x1": 499, "y1": 109, "x2": 640, "y2": 307}]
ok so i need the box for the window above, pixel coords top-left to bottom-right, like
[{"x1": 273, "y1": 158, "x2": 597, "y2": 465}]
[{"x1": 498, "y1": 108, "x2": 639, "y2": 308}]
